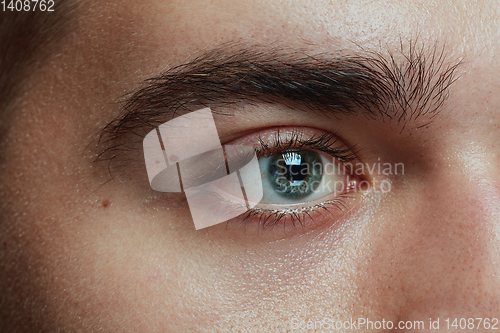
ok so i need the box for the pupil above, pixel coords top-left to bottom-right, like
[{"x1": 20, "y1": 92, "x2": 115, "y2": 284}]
[{"x1": 285, "y1": 164, "x2": 307, "y2": 182}]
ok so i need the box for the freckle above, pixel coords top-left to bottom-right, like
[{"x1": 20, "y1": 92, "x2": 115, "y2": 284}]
[{"x1": 102, "y1": 200, "x2": 111, "y2": 208}]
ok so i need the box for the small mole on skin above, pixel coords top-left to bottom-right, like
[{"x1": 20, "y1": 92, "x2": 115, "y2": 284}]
[{"x1": 102, "y1": 200, "x2": 111, "y2": 208}]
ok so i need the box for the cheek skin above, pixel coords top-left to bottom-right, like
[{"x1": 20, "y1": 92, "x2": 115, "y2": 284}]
[
  {"x1": 0, "y1": 78, "x2": 370, "y2": 330},
  {"x1": 355, "y1": 162, "x2": 500, "y2": 321},
  {"x1": 1, "y1": 1, "x2": 500, "y2": 332},
  {"x1": 0, "y1": 168, "x2": 371, "y2": 331},
  {"x1": 0, "y1": 82, "x2": 378, "y2": 331}
]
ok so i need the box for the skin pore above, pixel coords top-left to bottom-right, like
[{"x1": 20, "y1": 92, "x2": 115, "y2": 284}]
[{"x1": 1, "y1": 0, "x2": 500, "y2": 332}]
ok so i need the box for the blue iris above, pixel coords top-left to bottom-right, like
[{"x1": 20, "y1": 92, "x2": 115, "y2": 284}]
[{"x1": 267, "y1": 150, "x2": 323, "y2": 199}]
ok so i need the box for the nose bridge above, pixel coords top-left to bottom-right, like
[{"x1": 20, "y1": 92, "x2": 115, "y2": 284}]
[
  {"x1": 423, "y1": 145, "x2": 500, "y2": 239},
  {"x1": 393, "y1": 145, "x2": 500, "y2": 318}
]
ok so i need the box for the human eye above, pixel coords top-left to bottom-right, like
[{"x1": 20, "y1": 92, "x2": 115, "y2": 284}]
[
  {"x1": 139, "y1": 107, "x2": 365, "y2": 233},
  {"x1": 220, "y1": 127, "x2": 364, "y2": 230}
]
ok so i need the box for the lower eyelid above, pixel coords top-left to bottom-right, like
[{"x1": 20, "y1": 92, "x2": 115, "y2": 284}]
[
  {"x1": 223, "y1": 194, "x2": 358, "y2": 233},
  {"x1": 231, "y1": 176, "x2": 360, "y2": 231}
]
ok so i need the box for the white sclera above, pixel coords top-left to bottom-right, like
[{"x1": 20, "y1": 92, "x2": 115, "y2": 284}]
[
  {"x1": 225, "y1": 145, "x2": 263, "y2": 208},
  {"x1": 178, "y1": 148, "x2": 227, "y2": 189},
  {"x1": 143, "y1": 107, "x2": 264, "y2": 229},
  {"x1": 183, "y1": 145, "x2": 263, "y2": 230}
]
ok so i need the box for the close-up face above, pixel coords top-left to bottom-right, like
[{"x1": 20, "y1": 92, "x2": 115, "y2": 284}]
[{"x1": 1, "y1": 0, "x2": 500, "y2": 332}]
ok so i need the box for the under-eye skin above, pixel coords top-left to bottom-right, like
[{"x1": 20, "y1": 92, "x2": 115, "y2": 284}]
[{"x1": 220, "y1": 128, "x2": 364, "y2": 230}]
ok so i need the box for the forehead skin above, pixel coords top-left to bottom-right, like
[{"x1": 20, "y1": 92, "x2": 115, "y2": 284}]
[{"x1": 1, "y1": 0, "x2": 500, "y2": 332}]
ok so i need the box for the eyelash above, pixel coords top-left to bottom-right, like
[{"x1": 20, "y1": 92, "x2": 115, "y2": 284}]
[
  {"x1": 231, "y1": 198, "x2": 351, "y2": 230},
  {"x1": 227, "y1": 130, "x2": 359, "y2": 230},
  {"x1": 255, "y1": 130, "x2": 357, "y2": 161}
]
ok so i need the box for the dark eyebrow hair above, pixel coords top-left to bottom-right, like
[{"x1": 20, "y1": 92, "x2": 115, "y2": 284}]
[{"x1": 97, "y1": 42, "x2": 460, "y2": 165}]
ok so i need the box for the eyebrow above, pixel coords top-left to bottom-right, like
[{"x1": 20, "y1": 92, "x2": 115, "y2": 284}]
[{"x1": 97, "y1": 43, "x2": 460, "y2": 163}]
